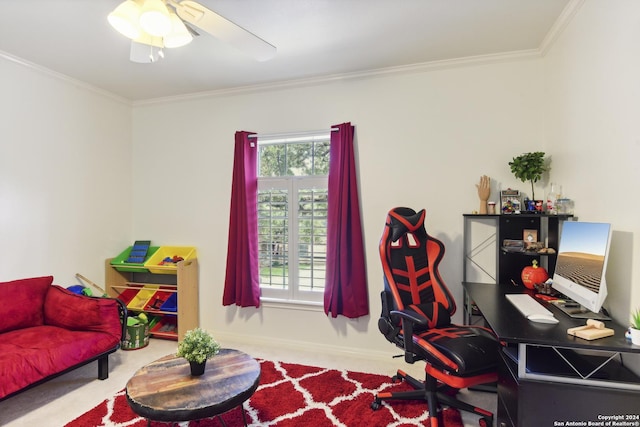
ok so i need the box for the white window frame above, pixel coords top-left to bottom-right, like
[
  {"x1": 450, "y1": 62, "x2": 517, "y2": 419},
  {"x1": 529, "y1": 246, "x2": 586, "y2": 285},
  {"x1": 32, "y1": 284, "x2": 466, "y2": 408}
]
[{"x1": 257, "y1": 133, "x2": 329, "y2": 306}]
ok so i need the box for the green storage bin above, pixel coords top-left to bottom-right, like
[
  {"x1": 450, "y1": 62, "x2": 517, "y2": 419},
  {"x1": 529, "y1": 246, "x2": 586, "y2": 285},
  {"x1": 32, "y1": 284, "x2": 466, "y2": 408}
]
[
  {"x1": 122, "y1": 321, "x2": 150, "y2": 350},
  {"x1": 111, "y1": 246, "x2": 160, "y2": 272}
]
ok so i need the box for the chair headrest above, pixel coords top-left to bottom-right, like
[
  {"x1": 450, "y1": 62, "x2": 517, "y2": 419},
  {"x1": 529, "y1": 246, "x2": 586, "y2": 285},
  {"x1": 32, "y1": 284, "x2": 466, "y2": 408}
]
[{"x1": 387, "y1": 208, "x2": 426, "y2": 242}]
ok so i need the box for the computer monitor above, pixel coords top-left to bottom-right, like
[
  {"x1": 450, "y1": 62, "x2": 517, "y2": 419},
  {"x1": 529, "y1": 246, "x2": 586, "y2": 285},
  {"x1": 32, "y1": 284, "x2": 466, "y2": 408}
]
[{"x1": 551, "y1": 221, "x2": 612, "y2": 319}]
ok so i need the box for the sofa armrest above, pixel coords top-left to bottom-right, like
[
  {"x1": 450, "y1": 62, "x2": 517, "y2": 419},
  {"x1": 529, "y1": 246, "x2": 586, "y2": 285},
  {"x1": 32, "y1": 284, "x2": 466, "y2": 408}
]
[{"x1": 43, "y1": 285, "x2": 125, "y2": 342}]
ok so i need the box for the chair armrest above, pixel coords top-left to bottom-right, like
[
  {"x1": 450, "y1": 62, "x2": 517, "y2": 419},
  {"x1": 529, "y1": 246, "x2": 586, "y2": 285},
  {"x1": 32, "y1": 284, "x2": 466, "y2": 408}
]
[
  {"x1": 390, "y1": 309, "x2": 428, "y2": 326},
  {"x1": 391, "y1": 309, "x2": 426, "y2": 364}
]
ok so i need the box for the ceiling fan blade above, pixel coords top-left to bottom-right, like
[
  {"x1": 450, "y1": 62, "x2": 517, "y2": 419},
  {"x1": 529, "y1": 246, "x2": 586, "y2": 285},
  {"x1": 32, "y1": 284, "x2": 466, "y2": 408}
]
[
  {"x1": 174, "y1": 0, "x2": 276, "y2": 61},
  {"x1": 183, "y1": 21, "x2": 200, "y2": 38}
]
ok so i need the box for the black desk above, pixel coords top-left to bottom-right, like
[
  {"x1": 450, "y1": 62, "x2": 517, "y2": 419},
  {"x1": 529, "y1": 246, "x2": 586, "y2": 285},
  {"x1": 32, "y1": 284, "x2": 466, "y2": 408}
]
[{"x1": 463, "y1": 282, "x2": 640, "y2": 427}]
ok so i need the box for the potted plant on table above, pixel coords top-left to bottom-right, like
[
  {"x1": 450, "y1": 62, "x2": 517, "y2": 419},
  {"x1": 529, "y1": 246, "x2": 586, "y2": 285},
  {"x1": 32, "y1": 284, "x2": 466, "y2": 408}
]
[
  {"x1": 629, "y1": 309, "x2": 640, "y2": 346},
  {"x1": 508, "y1": 151, "x2": 548, "y2": 209},
  {"x1": 176, "y1": 327, "x2": 221, "y2": 376}
]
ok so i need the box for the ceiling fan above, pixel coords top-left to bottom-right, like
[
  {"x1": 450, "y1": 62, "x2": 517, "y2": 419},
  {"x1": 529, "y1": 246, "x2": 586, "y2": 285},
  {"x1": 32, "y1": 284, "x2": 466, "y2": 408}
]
[{"x1": 108, "y1": 0, "x2": 277, "y2": 63}]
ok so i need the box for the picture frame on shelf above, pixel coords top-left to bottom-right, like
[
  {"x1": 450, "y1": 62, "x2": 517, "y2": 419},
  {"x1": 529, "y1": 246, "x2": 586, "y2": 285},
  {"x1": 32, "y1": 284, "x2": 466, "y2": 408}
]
[
  {"x1": 523, "y1": 229, "x2": 538, "y2": 244},
  {"x1": 501, "y1": 189, "x2": 521, "y2": 214}
]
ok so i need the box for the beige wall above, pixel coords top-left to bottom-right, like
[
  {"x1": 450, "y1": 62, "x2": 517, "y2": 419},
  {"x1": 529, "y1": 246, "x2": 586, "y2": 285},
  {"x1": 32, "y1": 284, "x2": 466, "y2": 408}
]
[
  {"x1": 543, "y1": 0, "x2": 640, "y2": 325},
  {"x1": 0, "y1": 56, "x2": 133, "y2": 284},
  {"x1": 131, "y1": 58, "x2": 545, "y2": 356}
]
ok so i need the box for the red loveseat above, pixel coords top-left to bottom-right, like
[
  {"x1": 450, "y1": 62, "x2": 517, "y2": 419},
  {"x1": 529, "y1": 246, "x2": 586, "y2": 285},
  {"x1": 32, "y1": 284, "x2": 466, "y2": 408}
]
[{"x1": 0, "y1": 276, "x2": 125, "y2": 401}]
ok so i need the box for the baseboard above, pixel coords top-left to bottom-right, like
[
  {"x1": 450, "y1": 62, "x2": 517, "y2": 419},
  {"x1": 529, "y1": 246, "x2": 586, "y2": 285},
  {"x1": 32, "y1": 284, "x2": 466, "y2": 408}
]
[{"x1": 214, "y1": 330, "x2": 401, "y2": 364}]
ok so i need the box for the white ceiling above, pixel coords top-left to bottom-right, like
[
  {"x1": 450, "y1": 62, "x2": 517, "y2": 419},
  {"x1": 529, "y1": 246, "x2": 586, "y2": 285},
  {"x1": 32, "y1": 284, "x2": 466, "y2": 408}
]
[{"x1": 0, "y1": 0, "x2": 572, "y2": 102}]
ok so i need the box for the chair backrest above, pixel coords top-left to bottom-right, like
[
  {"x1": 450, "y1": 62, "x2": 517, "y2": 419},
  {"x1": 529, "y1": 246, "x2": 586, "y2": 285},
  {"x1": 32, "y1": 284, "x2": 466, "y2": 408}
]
[{"x1": 379, "y1": 207, "x2": 456, "y2": 316}]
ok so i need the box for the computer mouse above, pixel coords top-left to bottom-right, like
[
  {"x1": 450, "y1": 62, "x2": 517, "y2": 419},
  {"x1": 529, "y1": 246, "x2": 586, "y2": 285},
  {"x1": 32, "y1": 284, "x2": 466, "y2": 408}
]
[{"x1": 527, "y1": 314, "x2": 559, "y2": 324}]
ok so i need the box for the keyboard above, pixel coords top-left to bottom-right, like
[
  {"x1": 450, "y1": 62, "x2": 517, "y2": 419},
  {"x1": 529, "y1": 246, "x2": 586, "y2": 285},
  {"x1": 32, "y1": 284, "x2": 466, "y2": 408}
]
[{"x1": 506, "y1": 294, "x2": 554, "y2": 318}]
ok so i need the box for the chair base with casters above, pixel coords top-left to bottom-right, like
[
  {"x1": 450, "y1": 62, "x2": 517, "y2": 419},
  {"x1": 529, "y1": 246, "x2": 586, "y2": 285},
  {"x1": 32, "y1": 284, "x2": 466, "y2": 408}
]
[{"x1": 371, "y1": 364, "x2": 496, "y2": 427}]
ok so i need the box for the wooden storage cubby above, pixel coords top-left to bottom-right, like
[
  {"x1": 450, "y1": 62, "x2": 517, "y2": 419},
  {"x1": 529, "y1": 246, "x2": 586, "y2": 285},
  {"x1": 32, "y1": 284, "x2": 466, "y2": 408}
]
[{"x1": 105, "y1": 258, "x2": 199, "y2": 341}]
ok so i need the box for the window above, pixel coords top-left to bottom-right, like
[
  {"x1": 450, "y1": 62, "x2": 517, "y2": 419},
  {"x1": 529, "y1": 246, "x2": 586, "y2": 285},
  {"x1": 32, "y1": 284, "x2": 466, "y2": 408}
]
[{"x1": 257, "y1": 134, "x2": 330, "y2": 304}]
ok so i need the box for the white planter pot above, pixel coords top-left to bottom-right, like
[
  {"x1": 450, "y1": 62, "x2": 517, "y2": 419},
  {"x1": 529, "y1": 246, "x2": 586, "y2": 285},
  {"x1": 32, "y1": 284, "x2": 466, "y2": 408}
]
[{"x1": 630, "y1": 327, "x2": 640, "y2": 346}]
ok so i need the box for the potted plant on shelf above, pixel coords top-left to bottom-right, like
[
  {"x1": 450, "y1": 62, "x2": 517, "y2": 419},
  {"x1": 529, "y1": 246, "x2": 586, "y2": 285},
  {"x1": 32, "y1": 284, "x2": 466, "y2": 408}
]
[
  {"x1": 176, "y1": 327, "x2": 221, "y2": 376},
  {"x1": 508, "y1": 152, "x2": 548, "y2": 207},
  {"x1": 630, "y1": 309, "x2": 640, "y2": 346}
]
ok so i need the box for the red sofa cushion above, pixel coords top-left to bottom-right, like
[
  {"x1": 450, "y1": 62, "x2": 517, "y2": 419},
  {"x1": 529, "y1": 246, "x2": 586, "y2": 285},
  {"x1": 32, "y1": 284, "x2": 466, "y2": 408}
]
[
  {"x1": 0, "y1": 276, "x2": 53, "y2": 334},
  {"x1": 43, "y1": 285, "x2": 122, "y2": 343},
  {"x1": 0, "y1": 325, "x2": 121, "y2": 399}
]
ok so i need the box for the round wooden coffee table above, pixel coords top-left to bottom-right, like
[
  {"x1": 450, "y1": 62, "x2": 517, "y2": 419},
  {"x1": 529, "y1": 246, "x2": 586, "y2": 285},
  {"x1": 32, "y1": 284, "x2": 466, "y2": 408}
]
[{"x1": 126, "y1": 348, "x2": 260, "y2": 425}]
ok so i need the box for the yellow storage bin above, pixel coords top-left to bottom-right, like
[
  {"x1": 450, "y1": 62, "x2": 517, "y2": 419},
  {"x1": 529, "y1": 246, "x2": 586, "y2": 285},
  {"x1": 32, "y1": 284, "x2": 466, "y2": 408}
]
[
  {"x1": 127, "y1": 286, "x2": 159, "y2": 310},
  {"x1": 144, "y1": 246, "x2": 197, "y2": 274}
]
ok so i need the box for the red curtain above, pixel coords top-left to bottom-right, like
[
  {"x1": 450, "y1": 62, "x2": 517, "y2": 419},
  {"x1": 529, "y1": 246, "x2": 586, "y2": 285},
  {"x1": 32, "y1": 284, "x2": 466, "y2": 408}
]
[
  {"x1": 324, "y1": 122, "x2": 369, "y2": 318},
  {"x1": 222, "y1": 131, "x2": 260, "y2": 308}
]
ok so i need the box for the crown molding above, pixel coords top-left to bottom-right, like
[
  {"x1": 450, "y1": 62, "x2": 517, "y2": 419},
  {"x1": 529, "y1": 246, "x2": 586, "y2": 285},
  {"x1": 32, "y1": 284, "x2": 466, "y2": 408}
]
[
  {"x1": 539, "y1": 0, "x2": 585, "y2": 56},
  {"x1": 134, "y1": 48, "x2": 542, "y2": 106},
  {"x1": 140, "y1": 0, "x2": 586, "y2": 107},
  {"x1": 0, "y1": 49, "x2": 131, "y2": 106}
]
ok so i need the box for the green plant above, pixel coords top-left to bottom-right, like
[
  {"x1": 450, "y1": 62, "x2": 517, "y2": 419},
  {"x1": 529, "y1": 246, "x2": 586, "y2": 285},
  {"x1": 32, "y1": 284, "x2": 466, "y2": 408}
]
[
  {"x1": 508, "y1": 151, "x2": 548, "y2": 200},
  {"x1": 176, "y1": 328, "x2": 221, "y2": 363},
  {"x1": 631, "y1": 309, "x2": 640, "y2": 330}
]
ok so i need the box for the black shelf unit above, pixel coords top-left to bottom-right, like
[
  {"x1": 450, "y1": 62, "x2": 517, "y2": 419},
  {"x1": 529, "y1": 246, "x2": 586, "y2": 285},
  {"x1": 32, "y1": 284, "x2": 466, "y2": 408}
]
[
  {"x1": 497, "y1": 214, "x2": 570, "y2": 286},
  {"x1": 463, "y1": 213, "x2": 573, "y2": 287},
  {"x1": 463, "y1": 213, "x2": 573, "y2": 326}
]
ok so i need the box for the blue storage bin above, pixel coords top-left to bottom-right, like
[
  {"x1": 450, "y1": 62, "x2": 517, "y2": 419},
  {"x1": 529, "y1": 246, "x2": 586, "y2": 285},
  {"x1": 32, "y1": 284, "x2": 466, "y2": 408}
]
[{"x1": 160, "y1": 293, "x2": 177, "y2": 312}]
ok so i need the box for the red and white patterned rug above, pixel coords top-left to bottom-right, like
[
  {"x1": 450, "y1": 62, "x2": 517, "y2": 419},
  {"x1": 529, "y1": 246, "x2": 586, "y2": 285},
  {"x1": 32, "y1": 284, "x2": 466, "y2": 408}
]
[{"x1": 65, "y1": 360, "x2": 464, "y2": 427}]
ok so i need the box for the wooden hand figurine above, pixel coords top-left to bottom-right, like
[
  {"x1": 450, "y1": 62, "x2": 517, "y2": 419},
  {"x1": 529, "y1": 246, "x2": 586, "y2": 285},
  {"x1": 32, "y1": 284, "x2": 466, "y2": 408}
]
[{"x1": 476, "y1": 175, "x2": 490, "y2": 214}]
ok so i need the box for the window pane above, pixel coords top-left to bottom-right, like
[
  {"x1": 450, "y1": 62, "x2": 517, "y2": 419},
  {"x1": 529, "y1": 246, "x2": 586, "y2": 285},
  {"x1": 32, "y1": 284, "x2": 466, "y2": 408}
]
[
  {"x1": 258, "y1": 139, "x2": 330, "y2": 177},
  {"x1": 258, "y1": 189, "x2": 289, "y2": 289},
  {"x1": 297, "y1": 188, "x2": 328, "y2": 292},
  {"x1": 259, "y1": 145, "x2": 286, "y2": 177},
  {"x1": 286, "y1": 143, "x2": 311, "y2": 176},
  {"x1": 312, "y1": 141, "x2": 330, "y2": 175}
]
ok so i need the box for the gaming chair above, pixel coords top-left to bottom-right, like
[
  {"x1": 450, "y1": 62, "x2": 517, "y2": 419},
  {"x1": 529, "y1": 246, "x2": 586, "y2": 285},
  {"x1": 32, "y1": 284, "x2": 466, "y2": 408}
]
[{"x1": 373, "y1": 207, "x2": 498, "y2": 427}]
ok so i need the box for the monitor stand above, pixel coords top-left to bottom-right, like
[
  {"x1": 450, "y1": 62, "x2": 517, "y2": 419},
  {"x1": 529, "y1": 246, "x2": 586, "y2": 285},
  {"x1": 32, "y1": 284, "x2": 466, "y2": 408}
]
[{"x1": 554, "y1": 301, "x2": 611, "y2": 321}]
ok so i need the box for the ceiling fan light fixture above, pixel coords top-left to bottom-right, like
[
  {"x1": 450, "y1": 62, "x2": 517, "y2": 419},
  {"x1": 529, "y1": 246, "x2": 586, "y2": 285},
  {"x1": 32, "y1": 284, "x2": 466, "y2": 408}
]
[
  {"x1": 107, "y1": 0, "x2": 142, "y2": 40},
  {"x1": 133, "y1": 31, "x2": 165, "y2": 48},
  {"x1": 130, "y1": 32, "x2": 164, "y2": 63},
  {"x1": 130, "y1": 40, "x2": 164, "y2": 63},
  {"x1": 139, "y1": 0, "x2": 172, "y2": 37},
  {"x1": 164, "y1": 13, "x2": 193, "y2": 48},
  {"x1": 109, "y1": 0, "x2": 277, "y2": 63}
]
